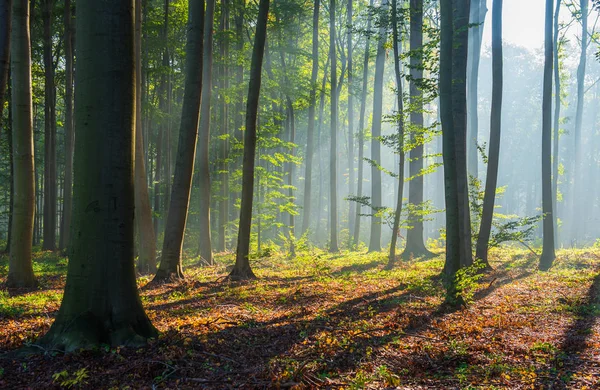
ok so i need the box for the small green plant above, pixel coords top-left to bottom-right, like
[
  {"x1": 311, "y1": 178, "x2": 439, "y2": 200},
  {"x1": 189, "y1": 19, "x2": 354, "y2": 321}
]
[
  {"x1": 447, "y1": 260, "x2": 486, "y2": 306},
  {"x1": 376, "y1": 365, "x2": 401, "y2": 387},
  {"x1": 52, "y1": 368, "x2": 89, "y2": 388}
]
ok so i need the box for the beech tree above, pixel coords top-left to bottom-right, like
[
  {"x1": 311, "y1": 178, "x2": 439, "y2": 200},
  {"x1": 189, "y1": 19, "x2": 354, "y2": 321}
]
[
  {"x1": 7, "y1": 0, "x2": 36, "y2": 288},
  {"x1": 0, "y1": 0, "x2": 10, "y2": 130},
  {"x1": 230, "y1": 0, "x2": 270, "y2": 280},
  {"x1": 329, "y1": 0, "x2": 339, "y2": 252},
  {"x1": 40, "y1": 0, "x2": 157, "y2": 350},
  {"x1": 155, "y1": 0, "x2": 205, "y2": 282}
]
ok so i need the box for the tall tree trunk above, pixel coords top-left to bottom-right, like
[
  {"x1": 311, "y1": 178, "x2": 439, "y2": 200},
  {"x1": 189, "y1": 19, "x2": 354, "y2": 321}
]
[
  {"x1": 466, "y1": 0, "x2": 486, "y2": 179},
  {"x1": 301, "y1": 0, "x2": 319, "y2": 235},
  {"x1": 328, "y1": 0, "x2": 339, "y2": 252},
  {"x1": 346, "y1": 0, "x2": 355, "y2": 242},
  {"x1": 4, "y1": 80, "x2": 13, "y2": 254},
  {"x1": 539, "y1": 0, "x2": 556, "y2": 270},
  {"x1": 197, "y1": 0, "x2": 216, "y2": 265},
  {"x1": 388, "y1": 0, "x2": 405, "y2": 266},
  {"x1": 475, "y1": 0, "x2": 502, "y2": 266},
  {"x1": 40, "y1": 0, "x2": 157, "y2": 350},
  {"x1": 552, "y1": 0, "x2": 561, "y2": 245},
  {"x1": 154, "y1": 0, "x2": 204, "y2": 282},
  {"x1": 569, "y1": 0, "x2": 588, "y2": 245},
  {"x1": 352, "y1": 0, "x2": 373, "y2": 247},
  {"x1": 217, "y1": 0, "x2": 229, "y2": 252},
  {"x1": 59, "y1": 0, "x2": 74, "y2": 251},
  {"x1": 403, "y1": 0, "x2": 433, "y2": 258},
  {"x1": 368, "y1": 0, "x2": 388, "y2": 253},
  {"x1": 8, "y1": 0, "x2": 36, "y2": 288},
  {"x1": 42, "y1": 0, "x2": 57, "y2": 251},
  {"x1": 0, "y1": 0, "x2": 10, "y2": 135},
  {"x1": 134, "y1": 0, "x2": 156, "y2": 274},
  {"x1": 230, "y1": 0, "x2": 270, "y2": 281}
]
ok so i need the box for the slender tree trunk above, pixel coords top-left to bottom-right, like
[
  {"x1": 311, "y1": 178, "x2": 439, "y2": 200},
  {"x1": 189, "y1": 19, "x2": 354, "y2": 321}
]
[
  {"x1": 40, "y1": 0, "x2": 157, "y2": 350},
  {"x1": 217, "y1": 0, "x2": 229, "y2": 252},
  {"x1": 539, "y1": 0, "x2": 556, "y2": 270},
  {"x1": 315, "y1": 58, "x2": 329, "y2": 243},
  {"x1": 154, "y1": 0, "x2": 204, "y2": 282},
  {"x1": 8, "y1": 0, "x2": 36, "y2": 288},
  {"x1": 368, "y1": 0, "x2": 388, "y2": 253},
  {"x1": 403, "y1": 0, "x2": 433, "y2": 258},
  {"x1": 59, "y1": 0, "x2": 74, "y2": 251},
  {"x1": 42, "y1": 0, "x2": 57, "y2": 251},
  {"x1": 302, "y1": 0, "x2": 319, "y2": 235},
  {"x1": 475, "y1": 0, "x2": 502, "y2": 266},
  {"x1": 197, "y1": 0, "x2": 216, "y2": 265},
  {"x1": 388, "y1": 0, "x2": 405, "y2": 266},
  {"x1": 134, "y1": 0, "x2": 156, "y2": 274},
  {"x1": 552, "y1": 0, "x2": 561, "y2": 245},
  {"x1": 346, "y1": 0, "x2": 355, "y2": 242},
  {"x1": 328, "y1": 0, "x2": 339, "y2": 252},
  {"x1": 352, "y1": 0, "x2": 373, "y2": 247},
  {"x1": 4, "y1": 81, "x2": 13, "y2": 254},
  {"x1": 230, "y1": 0, "x2": 270, "y2": 281}
]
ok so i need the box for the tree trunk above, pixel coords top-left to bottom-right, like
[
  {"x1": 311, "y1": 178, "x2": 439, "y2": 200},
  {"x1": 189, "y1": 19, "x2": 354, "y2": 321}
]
[
  {"x1": 466, "y1": 0, "x2": 487, "y2": 179},
  {"x1": 388, "y1": 0, "x2": 405, "y2": 266},
  {"x1": 539, "y1": 0, "x2": 556, "y2": 270},
  {"x1": 217, "y1": 0, "x2": 229, "y2": 252},
  {"x1": 4, "y1": 81, "x2": 13, "y2": 254},
  {"x1": 42, "y1": 0, "x2": 57, "y2": 251},
  {"x1": 301, "y1": 0, "x2": 319, "y2": 235},
  {"x1": 352, "y1": 0, "x2": 373, "y2": 247},
  {"x1": 403, "y1": 0, "x2": 433, "y2": 259},
  {"x1": 154, "y1": 0, "x2": 204, "y2": 282},
  {"x1": 0, "y1": 0, "x2": 10, "y2": 136},
  {"x1": 8, "y1": 0, "x2": 36, "y2": 288},
  {"x1": 552, "y1": 0, "x2": 561, "y2": 245},
  {"x1": 230, "y1": 0, "x2": 270, "y2": 281},
  {"x1": 346, "y1": 0, "x2": 355, "y2": 242},
  {"x1": 58, "y1": 0, "x2": 74, "y2": 251},
  {"x1": 40, "y1": 0, "x2": 157, "y2": 351},
  {"x1": 329, "y1": 0, "x2": 339, "y2": 252},
  {"x1": 134, "y1": 0, "x2": 157, "y2": 274},
  {"x1": 475, "y1": 0, "x2": 502, "y2": 266},
  {"x1": 368, "y1": 0, "x2": 388, "y2": 253},
  {"x1": 197, "y1": 0, "x2": 216, "y2": 265}
]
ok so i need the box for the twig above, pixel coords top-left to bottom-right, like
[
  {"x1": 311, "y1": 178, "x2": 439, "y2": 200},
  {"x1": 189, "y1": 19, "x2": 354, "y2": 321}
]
[
  {"x1": 198, "y1": 351, "x2": 237, "y2": 364},
  {"x1": 518, "y1": 240, "x2": 540, "y2": 257}
]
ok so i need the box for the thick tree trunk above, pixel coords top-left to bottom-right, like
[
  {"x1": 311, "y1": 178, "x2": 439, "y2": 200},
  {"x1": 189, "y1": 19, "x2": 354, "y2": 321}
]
[
  {"x1": 42, "y1": 0, "x2": 57, "y2": 251},
  {"x1": 539, "y1": 0, "x2": 556, "y2": 270},
  {"x1": 301, "y1": 0, "x2": 319, "y2": 235},
  {"x1": 0, "y1": 0, "x2": 10, "y2": 135},
  {"x1": 134, "y1": 0, "x2": 157, "y2": 274},
  {"x1": 352, "y1": 0, "x2": 373, "y2": 247},
  {"x1": 475, "y1": 0, "x2": 502, "y2": 266},
  {"x1": 58, "y1": 0, "x2": 74, "y2": 251},
  {"x1": 403, "y1": 0, "x2": 433, "y2": 259},
  {"x1": 230, "y1": 0, "x2": 270, "y2": 281},
  {"x1": 329, "y1": 0, "x2": 339, "y2": 252},
  {"x1": 40, "y1": 0, "x2": 157, "y2": 351},
  {"x1": 8, "y1": 0, "x2": 36, "y2": 288},
  {"x1": 368, "y1": 0, "x2": 388, "y2": 253},
  {"x1": 4, "y1": 83, "x2": 13, "y2": 254},
  {"x1": 154, "y1": 0, "x2": 204, "y2": 282},
  {"x1": 388, "y1": 0, "x2": 405, "y2": 266},
  {"x1": 197, "y1": 0, "x2": 216, "y2": 265}
]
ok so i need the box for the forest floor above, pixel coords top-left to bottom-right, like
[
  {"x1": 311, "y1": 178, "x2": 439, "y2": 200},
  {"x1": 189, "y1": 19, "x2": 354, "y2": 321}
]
[{"x1": 0, "y1": 246, "x2": 599, "y2": 389}]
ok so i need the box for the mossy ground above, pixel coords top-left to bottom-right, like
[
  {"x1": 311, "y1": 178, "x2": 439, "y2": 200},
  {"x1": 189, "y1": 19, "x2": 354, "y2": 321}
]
[{"x1": 0, "y1": 245, "x2": 599, "y2": 388}]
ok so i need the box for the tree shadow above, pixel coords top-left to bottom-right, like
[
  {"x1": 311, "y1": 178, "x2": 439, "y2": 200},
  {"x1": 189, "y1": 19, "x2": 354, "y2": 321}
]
[{"x1": 330, "y1": 260, "x2": 384, "y2": 276}]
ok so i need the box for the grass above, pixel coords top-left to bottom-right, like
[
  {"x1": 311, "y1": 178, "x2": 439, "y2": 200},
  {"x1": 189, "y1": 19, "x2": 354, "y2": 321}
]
[{"x1": 0, "y1": 246, "x2": 599, "y2": 388}]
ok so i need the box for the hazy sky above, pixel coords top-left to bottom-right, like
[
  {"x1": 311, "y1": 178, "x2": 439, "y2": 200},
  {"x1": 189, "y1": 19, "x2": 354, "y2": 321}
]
[{"x1": 480, "y1": 0, "x2": 598, "y2": 51}]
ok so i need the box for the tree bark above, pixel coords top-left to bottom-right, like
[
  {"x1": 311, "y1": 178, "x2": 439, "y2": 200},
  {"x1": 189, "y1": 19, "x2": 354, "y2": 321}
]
[
  {"x1": 329, "y1": 0, "x2": 339, "y2": 252},
  {"x1": 346, "y1": 0, "x2": 355, "y2": 241},
  {"x1": 301, "y1": 0, "x2": 319, "y2": 236},
  {"x1": 368, "y1": 0, "x2": 388, "y2": 253},
  {"x1": 8, "y1": 0, "x2": 36, "y2": 288},
  {"x1": 134, "y1": 0, "x2": 157, "y2": 274},
  {"x1": 40, "y1": 0, "x2": 157, "y2": 351},
  {"x1": 217, "y1": 0, "x2": 229, "y2": 252},
  {"x1": 0, "y1": 0, "x2": 10, "y2": 137},
  {"x1": 154, "y1": 0, "x2": 205, "y2": 282},
  {"x1": 42, "y1": 0, "x2": 57, "y2": 251},
  {"x1": 352, "y1": 0, "x2": 374, "y2": 247},
  {"x1": 552, "y1": 0, "x2": 561, "y2": 245},
  {"x1": 475, "y1": 0, "x2": 502, "y2": 266},
  {"x1": 59, "y1": 0, "x2": 74, "y2": 251},
  {"x1": 230, "y1": 0, "x2": 270, "y2": 281},
  {"x1": 197, "y1": 0, "x2": 216, "y2": 265},
  {"x1": 539, "y1": 0, "x2": 556, "y2": 270},
  {"x1": 403, "y1": 0, "x2": 433, "y2": 259}
]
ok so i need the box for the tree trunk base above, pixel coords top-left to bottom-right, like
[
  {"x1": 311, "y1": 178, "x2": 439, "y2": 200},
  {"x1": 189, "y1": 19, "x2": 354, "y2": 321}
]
[
  {"x1": 539, "y1": 252, "x2": 555, "y2": 271},
  {"x1": 227, "y1": 265, "x2": 257, "y2": 281},
  {"x1": 152, "y1": 268, "x2": 185, "y2": 283},
  {"x1": 6, "y1": 274, "x2": 37, "y2": 289},
  {"x1": 39, "y1": 311, "x2": 158, "y2": 353},
  {"x1": 401, "y1": 246, "x2": 435, "y2": 261}
]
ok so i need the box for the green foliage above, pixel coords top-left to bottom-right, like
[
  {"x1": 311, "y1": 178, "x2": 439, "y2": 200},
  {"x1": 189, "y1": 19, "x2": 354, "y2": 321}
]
[
  {"x1": 451, "y1": 260, "x2": 486, "y2": 305},
  {"x1": 52, "y1": 368, "x2": 89, "y2": 389}
]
